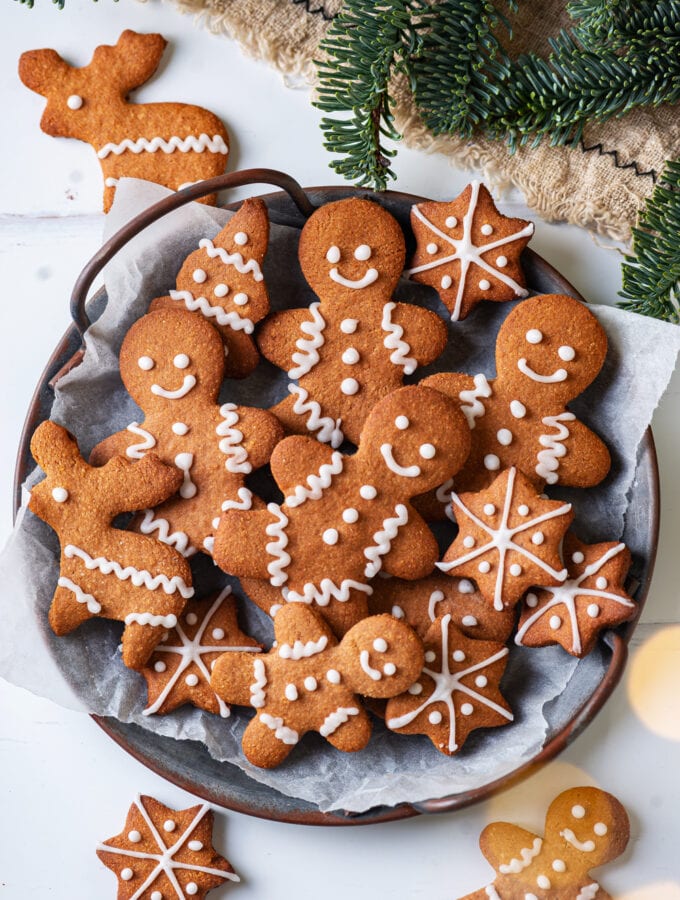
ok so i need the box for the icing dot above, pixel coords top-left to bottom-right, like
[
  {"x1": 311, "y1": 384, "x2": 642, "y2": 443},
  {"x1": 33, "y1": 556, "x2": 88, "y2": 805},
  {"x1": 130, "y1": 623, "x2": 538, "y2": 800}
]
[
  {"x1": 138, "y1": 356, "x2": 154, "y2": 370},
  {"x1": 391, "y1": 605, "x2": 404, "y2": 619},
  {"x1": 212, "y1": 517, "x2": 221, "y2": 529},
  {"x1": 186, "y1": 884, "x2": 199, "y2": 896},
  {"x1": 587, "y1": 604, "x2": 600, "y2": 618},
  {"x1": 213, "y1": 283, "x2": 229, "y2": 298},
  {"x1": 322, "y1": 528, "x2": 339, "y2": 545},
  {"x1": 558, "y1": 345, "x2": 576, "y2": 361},
  {"x1": 285, "y1": 683, "x2": 298, "y2": 701},
  {"x1": 572, "y1": 805, "x2": 586, "y2": 818},
  {"x1": 383, "y1": 662, "x2": 397, "y2": 676},
  {"x1": 510, "y1": 400, "x2": 527, "y2": 419},
  {"x1": 419, "y1": 443, "x2": 436, "y2": 459},
  {"x1": 234, "y1": 231, "x2": 248, "y2": 246},
  {"x1": 510, "y1": 563, "x2": 522, "y2": 576},
  {"x1": 445, "y1": 216, "x2": 457, "y2": 228},
  {"x1": 185, "y1": 674, "x2": 199, "y2": 687},
  {"x1": 128, "y1": 830, "x2": 142, "y2": 843},
  {"x1": 172, "y1": 422, "x2": 189, "y2": 435},
  {"x1": 572, "y1": 551, "x2": 585, "y2": 564},
  {"x1": 518, "y1": 504, "x2": 530, "y2": 516},
  {"x1": 475, "y1": 675, "x2": 488, "y2": 688},
  {"x1": 452, "y1": 650, "x2": 466, "y2": 662},
  {"x1": 526, "y1": 329, "x2": 543, "y2": 344},
  {"x1": 426, "y1": 242, "x2": 438, "y2": 255},
  {"x1": 154, "y1": 661, "x2": 167, "y2": 673},
  {"x1": 229, "y1": 293, "x2": 248, "y2": 308},
  {"x1": 395, "y1": 415, "x2": 410, "y2": 430},
  {"x1": 327, "y1": 669, "x2": 341, "y2": 684},
  {"x1": 483, "y1": 503, "x2": 496, "y2": 516},
  {"x1": 496, "y1": 255, "x2": 507, "y2": 267},
  {"x1": 481, "y1": 224, "x2": 493, "y2": 235},
  {"x1": 479, "y1": 279, "x2": 491, "y2": 291},
  {"x1": 441, "y1": 275, "x2": 453, "y2": 289},
  {"x1": 409, "y1": 682, "x2": 423, "y2": 694},
  {"x1": 173, "y1": 353, "x2": 190, "y2": 369},
  {"x1": 594, "y1": 822, "x2": 608, "y2": 836},
  {"x1": 463, "y1": 536, "x2": 476, "y2": 548},
  {"x1": 121, "y1": 868, "x2": 134, "y2": 881},
  {"x1": 342, "y1": 347, "x2": 360, "y2": 365},
  {"x1": 428, "y1": 710, "x2": 442, "y2": 724},
  {"x1": 67, "y1": 94, "x2": 83, "y2": 110},
  {"x1": 484, "y1": 454, "x2": 500, "y2": 471},
  {"x1": 549, "y1": 615, "x2": 562, "y2": 630},
  {"x1": 340, "y1": 318, "x2": 358, "y2": 334},
  {"x1": 537, "y1": 876, "x2": 551, "y2": 890},
  {"x1": 354, "y1": 244, "x2": 372, "y2": 260},
  {"x1": 163, "y1": 820, "x2": 176, "y2": 832},
  {"x1": 532, "y1": 531, "x2": 545, "y2": 545},
  {"x1": 424, "y1": 650, "x2": 436, "y2": 663},
  {"x1": 51, "y1": 487, "x2": 68, "y2": 502},
  {"x1": 192, "y1": 268, "x2": 207, "y2": 284},
  {"x1": 497, "y1": 428, "x2": 513, "y2": 446},
  {"x1": 360, "y1": 485, "x2": 377, "y2": 500},
  {"x1": 188, "y1": 840, "x2": 203, "y2": 851},
  {"x1": 596, "y1": 576, "x2": 608, "y2": 589},
  {"x1": 186, "y1": 613, "x2": 198, "y2": 626},
  {"x1": 151, "y1": 893, "x2": 162, "y2": 900},
  {"x1": 462, "y1": 615, "x2": 478, "y2": 627},
  {"x1": 526, "y1": 592, "x2": 538, "y2": 608},
  {"x1": 326, "y1": 245, "x2": 341, "y2": 263},
  {"x1": 461, "y1": 703, "x2": 474, "y2": 716},
  {"x1": 341, "y1": 377, "x2": 359, "y2": 395},
  {"x1": 212, "y1": 627, "x2": 225, "y2": 640},
  {"x1": 458, "y1": 579, "x2": 475, "y2": 594},
  {"x1": 478, "y1": 561, "x2": 491, "y2": 574},
  {"x1": 342, "y1": 507, "x2": 359, "y2": 523},
  {"x1": 552, "y1": 859, "x2": 566, "y2": 872},
  {"x1": 373, "y1": 638, "x2": 388, "y2": 652},
  {"x1": 525, "y1": 895, "x2": 538, "y2": 900},
  {"x1": 304, "y1": 676, "x2": 318, "y2": 692}
]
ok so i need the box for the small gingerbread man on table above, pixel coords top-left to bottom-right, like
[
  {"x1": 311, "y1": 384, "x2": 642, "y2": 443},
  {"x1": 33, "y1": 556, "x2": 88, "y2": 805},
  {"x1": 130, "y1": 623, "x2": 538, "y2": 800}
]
[{"x1": 258, "y1": 196, "x2": 448, "y2": 447}]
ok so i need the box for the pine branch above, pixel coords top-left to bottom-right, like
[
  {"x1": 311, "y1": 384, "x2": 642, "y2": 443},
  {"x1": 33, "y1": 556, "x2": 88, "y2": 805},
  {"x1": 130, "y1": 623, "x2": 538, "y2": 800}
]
[{"x1": 618, "y1": 159, "x2": 680, "y2": 323}]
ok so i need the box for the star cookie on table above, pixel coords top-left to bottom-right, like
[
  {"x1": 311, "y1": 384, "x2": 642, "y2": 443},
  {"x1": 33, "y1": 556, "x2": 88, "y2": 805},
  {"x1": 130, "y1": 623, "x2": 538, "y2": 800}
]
[
  {"x1": 386, "y1": 614, "x2": 513, "y2": 755},
  {"x1": 97, "y1": 794, "x2": 239, "y2": 899},
  {"x1": 406, "y1": 181, "x2": 534, "y2": 321},
  {"x1": 515, "y1": 534, "x2": 635, "y2": 657},
  {"x1": 438, "y1": 467, "x2": 573, "y2": 611},
  {"x1": 141, "y1": 586, "x2": 261, "y2": 717}
]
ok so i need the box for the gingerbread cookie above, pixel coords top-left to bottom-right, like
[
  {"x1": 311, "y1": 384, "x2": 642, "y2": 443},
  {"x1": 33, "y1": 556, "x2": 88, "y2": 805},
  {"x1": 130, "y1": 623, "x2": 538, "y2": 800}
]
[
  {"x1": 258, "y1": 196, "x2": 447, "y2": 447},
  {"x1": 368, "y1": 573, "x2": 516, "y2": 644},
  {"x1": 386, "y1": 614, "x2": 513, "y2": 754},
  {"x1": 516, "y1": 534, "x2": 635, "y2": 657},
  {"x1": 19, "y1": 30, "x2": 229, "y2": 212},
  {"x1": 141, "y1": 586, "x2": 261, "y2": 717},
  {"x1": 211, "y1": 604, "x2": 423, "y2": 767},
  {"x1": 97, "y1": 794, "x2": 239, "y2": 898},
  {"x1": 91, "y1": 308, "x2": 283, "y2": 559},
  {"x1": 29, "y1": 420, "x2": 193, "y2": 670},
  {"x1": 458, "y1": 786, "x2": 629, "y2": 900},
  {"x1": 407, "y1": 181, "x2": 534, "y2": 321},
  {"x1": 213, "y1": 385, "x2": 471, "y2": 636},
  {"x1": 424, "y1": 293, "x2": 610, "y2": 494},
  {"x1": 439, "y1": 467, "x2": 573, "y2": 611},
  {"x1": 151, "y1": 199, "x2": 270, "y2": 378}
]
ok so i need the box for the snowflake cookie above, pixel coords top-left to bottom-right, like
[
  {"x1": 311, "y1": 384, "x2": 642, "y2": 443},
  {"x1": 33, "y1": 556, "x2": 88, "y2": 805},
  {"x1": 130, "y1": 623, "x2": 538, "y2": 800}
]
[
  {"x1": 407, "y1": 181, "x2": 534, "y2": 321},
  {"x1": 97, "y1": 794, "x2": 239, "y2": 899},
  {"x1": 210, "y1": 604, "x2": 424, "y2": 768}
]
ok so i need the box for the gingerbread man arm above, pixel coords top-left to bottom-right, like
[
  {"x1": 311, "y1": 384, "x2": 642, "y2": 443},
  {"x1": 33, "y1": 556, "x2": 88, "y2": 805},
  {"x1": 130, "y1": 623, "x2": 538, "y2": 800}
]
[
  {"x1": 390, "y1": 302, "x2": 448, "y2": 366},
  {"x1": 479, "y1": 822, "x2": 544, "y2": 872},
  {"x1": 421, "y1": 371, "x2": 478, "y2": 403},
  {"x1": 269, "y1": 435, "x2": 339, "y2": 499},
  {"x1": 233, "y1": 405, "x2": 284, "y2": 471},
  {"x1": 210, "y1": 650, "x2": 265, "y2": 708},
  {"x1": 89, "y1": 425, "x2": 146, "y2": 467},
  {"x1": 380, "y1": 506, "x2": 439, "y2": 580},
  {"x1": 99, "y1": 454, "x2": 184, "y2": 516},
  {"x1": 272, "y1": 603, "x2": 337, "y2": 650},
  {"x1": 213, "y1": 507, "x2": 283, "y2": 580},
  {"x1": 549, "y1": 418, "x2": 610, "y2": 487},
  {"x1": 257, "y1": 308, "x2": 320, "y2": 373},
  {"x1": 323, "y1": 707, "x2": 372, "y2": 752}
]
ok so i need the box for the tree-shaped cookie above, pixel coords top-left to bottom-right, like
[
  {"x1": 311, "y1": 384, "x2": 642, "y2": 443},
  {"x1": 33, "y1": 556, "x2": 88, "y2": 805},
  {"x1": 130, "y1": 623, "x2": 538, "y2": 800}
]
[
  {"x1": 458, "y1": 786, "x2": 630, "y2": 900},
  {"x1": 213, "y1": 385, "x2": 471, "y2": 636},
  {"x1": 29, "y1": 420, "x2": 193, "y2": 670},
  {"x1": 407, "y1": 181, "x2": 534, "y2": 321},
  {"x1": 257, "y1": 197, "x2": 448, "y2": 447},
  {"x1": 515, "y1": 533, "x2": 636, "y2": 657},
  {"x1": 97, "y1": 794, "x2": 239, "y2": 899},
  {"x1": 91, "y1": 309, "x2": 283, "y2": 559},
  {"x1": 151, "y1": 199, "x2": 270, "y2": 378},
  {"x1": 210, "y1": 604, "x2": 423, "y2": 768},
  {"x1": 386, "y1": 614, "x2": 513, "y2": 755},
  {"x1": 424, "y1": 293, "x2": 610, "y2": 494},
  {"x1": 439, "y1": 467, "x2": 573, "y2": 611}
]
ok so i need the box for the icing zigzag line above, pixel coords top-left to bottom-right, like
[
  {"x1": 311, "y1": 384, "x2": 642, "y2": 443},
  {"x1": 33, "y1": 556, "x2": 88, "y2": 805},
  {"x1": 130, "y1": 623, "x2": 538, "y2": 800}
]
[
  {"x1": 198, "y1": 238, "x2": 264, "y2": 282},
  {"x1": 381, "y1": 302, "x2": 417, "y2": 375},
  {"x1": 364, "y1": 504, "x2": 409, "y2": 578},
  {"x1": 289, "y1": 384, "x2": 344, "y2": 448},
  {"x1": 282, "y1": 578, "x2": 372, "y2": 606},
  {"x1": 64, "y1": 544, "x2": 194, "y2": 598},
  {"x1": 138, "y1": 509, "x2": 197, "y2": 558},
  {"x1": 284, "y1": 451, "x2": 343, "y2": 508},
  {"x1": 98, "y1": 133, "x2": 229, "y2": 159},
  {"x1": 288, "y1": 302, "x2": 326, "y2": 379},
  {"x1": 265, "y1": 503, "x2": 290, "y2": 587},
  {"x1": 216, "y1": 403, "x2": 251, "y2": 474},
  {"x1": 169, "y1": 289, "x2": 255, "y2": 333}
]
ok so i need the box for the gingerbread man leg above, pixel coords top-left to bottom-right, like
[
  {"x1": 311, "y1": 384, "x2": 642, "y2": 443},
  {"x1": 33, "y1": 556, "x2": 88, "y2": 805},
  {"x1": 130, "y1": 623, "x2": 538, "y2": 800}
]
[
  {"x1": 48, "y1": 579, "x2": 97, "y2": 635},
  {"x1": 322, "y1": 707, "x2": 372, "y2": 753},
  {"x1": 241, "y1": 714, "x2": 298, "y2": 768}
]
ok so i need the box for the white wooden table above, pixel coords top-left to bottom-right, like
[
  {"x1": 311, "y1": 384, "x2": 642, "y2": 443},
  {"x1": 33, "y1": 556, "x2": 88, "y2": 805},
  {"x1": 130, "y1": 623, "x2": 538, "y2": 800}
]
[{"x1": 1, "y1": 1, "x2": 679, "y2": 897}]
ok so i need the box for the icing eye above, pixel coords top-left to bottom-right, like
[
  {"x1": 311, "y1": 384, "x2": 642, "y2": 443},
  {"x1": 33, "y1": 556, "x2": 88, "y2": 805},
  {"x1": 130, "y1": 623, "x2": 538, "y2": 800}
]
[
  {"x1": 419, "y1": 443, "x2": 436, "y2": 459},
  {"x1": 526, "y1": 329, "x2": 543, "y2": 344},
  {"x1": 52, "y1": 487, "x2": 69, "y2": 502},
  {"x1": 192, "y1": 268, "x2": 207, "y2": 284},
  {"x1": 234, "y1": 232, "x2": 248, "y2": 246},
  {"x1": 233, "y1": 292, "x2": 249, "y2": 306},
  {"x1": 571, "y1": 805, "x2": 586, "y2": 819},
  {"x1": 326, "y1": 245, "x2": 341, "y2": 264},
  {"x1": 138, "y1": 356, "x2": 155, "y2": 370},
  {"x1": 593, "y1": 822, "x2": 608, "y2": 836},
  {"x1": 373, "y1": 638, "x2": 388, "y2": 652},
  {"x1": 214, "y1": 283, "x2": 229, "y2": 298},
  {"x1": 67, "y1": 94, "x2": 83, "y2": 110},
  {"x1": 173, "y1": 354, "x2": 190, "y2": 369},
  {"x1": 558, "y1": 345, "x2": 576, "y2": 361},
  {"x1": 354, "y1": 244, "x2": 372, "y2": 261},
  {"x1": 395, "y1": 416, "x2": 410, "y2": 430}
]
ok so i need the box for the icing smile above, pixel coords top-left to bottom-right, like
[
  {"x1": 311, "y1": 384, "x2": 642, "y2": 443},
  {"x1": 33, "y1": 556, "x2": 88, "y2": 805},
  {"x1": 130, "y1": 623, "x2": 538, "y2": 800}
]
[
  {"x1": 380, "y1": 443, "x2": 421, "y2": 478},
  {"x1": 151, "y1": 375, "x2": 197, "y2": 399},
  {"x1": 329, "y1": 266, "x2": 379, "y2": 290},
  {"x1": 517, "y1": 357, "x2": 568, "y2": 384},
  {"x1": 559, "y1": 828, "x2": 596, "y2": 852}
]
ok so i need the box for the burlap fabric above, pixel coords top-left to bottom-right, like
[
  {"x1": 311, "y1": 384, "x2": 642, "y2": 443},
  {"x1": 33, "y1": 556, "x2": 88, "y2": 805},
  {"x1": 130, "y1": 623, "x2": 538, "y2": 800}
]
[{"x1": 171, "y1": 0, "x2": 680, "y2": 240}]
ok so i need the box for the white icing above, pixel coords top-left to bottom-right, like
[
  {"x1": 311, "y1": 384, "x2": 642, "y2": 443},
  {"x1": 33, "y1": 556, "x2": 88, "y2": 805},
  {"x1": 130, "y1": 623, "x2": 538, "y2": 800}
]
[
  {"x1": 192, "y1": 269, "x2": 207, "y2": 284},
  {"x1": 304, "y1": 676, "x2": 317, "y2": 691},
  {"x1": 435, "y1": 477, "x2": 456, "y2": 523},
  {"x1": 364, "y1": 504, "x2": 409, "y2": 578},
  {"x1": 428, "y1": 589, "x2": 445, "y2": 621},
  {"x1": 341, "y1": 377, "x2": 359, "y2": 395},
  {"x1": 64, "y1": 545, "x2": 194, "y2": 598},
  {"x1": 285, "y1": 683, "x2": 298, "y2": 701},
  {"x1": 536, "y1": 875, "x2": 551, "y2": 889},
  {"x1": 572, "y1": 805, "x2": 586, "y2": 818},
  {"x1": 250, "y1": 658, "x2": 268, "y2": 708},
  {"x1": 213, "y1": 284, "x2": 229, "y2": 298},
  {"x1": 57, "y1": 576, "x2": 101, "y2": 614},
  {"x1": 594, "y1": 822, "x2": 608, "y2": 835},
  {"x1": 288, "y1": 302, "x2": 326, "y2": 379},
  {"x1": 234, "y1": 293, "x2": 249, "y2": 306},
  {"x1": 326, "y1": 245, "x2": 340, "y2": 263},
  {"x1": 342, "y1": 348, "x2": 360, "y2": 365},
  {"x1": 172, "y1": 422, "x2": 189, "y2": 435},
  {"x1": 282, "y1": 579, "x2": 372, "y2": 606},
  {"x1": 497, "y1": 428, "x2": 513, "y2": 446},
  {"x1": 552, "y1": 859, "x2": 566, "y2": 872},
  {"x1": 479, "y1": 279, "x2": 491, "y2": 291},
  {"x1": 188, "y1": 841, "x2": 203, "y2": 852},
  {"x1": 560, "y1": 828, "x2": 596, "y2": 852},
  {"x1": 319, "y1": 707, "x2": 360, "y2": 737},
  {"x1": 174, "y1": 452, "x2": 197, "y2": 499},
  {"x1": 510, "y1": 399, "x2": 527, "y2": 418},
  {"x1": 407, "y1": 182, "x2": 533, "y2": 319},
  {"x1": 445, "y1": 216, "x2": 457, "y2": 228},
  {"x1": 360, "y1": 485, "x2": 377, "y2": 500},
  {"x1": 481, "y1": 224, "x2": 493, "y2": 235},
  {"x1": 498, "y1": 837, "x2": 543, "y2": 873},
  {"x1": 329, "y1": 266, "x2": 378, "y2": 289},
  {"x1": 169, "y1": 289, "x2": 254, "y2": 334},
  {"x1": 259, "y1": 713, "x2": 299, "y2": 744},
  {"x1": 125, "y1": 612, "x2": 177, "y2": 628},
  {"x1": 67, "y1": 94, "x2": 83, "y2": 110},
  {"x1": 419, "y1": 443, "x2": 436, "y2": 459},
  {"x1": 216, "y1": 403, "x2": 252, "y2": 474},
  {"x1": 98, "y1": 133, "x2": 229, "y2": 159},
  {"x1": 173, "y1": 353, "x2": 190, "y2": 369},
  {"x1": 278, "y1": 636, "x2": 328, "y2": 659},
  {"x1": 596, "y1": 576, "x2": 608, "y2": 589},
  {"x1": 395, "y1": 416, "x2": 410, "y2": 430},
  {"x1": 496, "y1": 255, "x2": 507, "y2": 267},
  {"x1": 323, "y1": 528, "x2": 339, "y2": 545},
  {"x1": 484, "y1": 454, "x2": 501, "y2": 470},
  {"x1": 485, "y1": 887, "x2": 502, "y2": 900},
  {"x1": 483, "y1": 503, "x2": 496, "y2": 516},
  {"x1": 576, "y1": 885, "x2": 600, "y2": 900},
  {"x1": 518, "y1": 358, "x2": 568, "y2": 384},
  {"x1": 52, "y1": 487, "x2": 69, "y2": 502},
  {"x1": 340, "y1": 318, "x2": 358, "y2": 334},
  {"x1": 441, "y1": 275, "x2": 452, "y2": 289},
  {"x1": 164, "y1": 819, "x2": 176, "y2": 832},
  {"x1": 138, "y1": 356, "x2": 155, "y2": 371},
  {"x1": 121, "y1": 868, "x2": 134, "y2": 880},
  {"x1": 327, "y1": 669, "x2": 341, "y2": 684},
  {"x1": 285, "y1": 451, "x2": 343, "y2": 508},
  {"x1": 234, "y1": 231, "x2": 248, "y2": 246},
  {"x1": 129, "y1": 831, "x2": 142, "y2": 843},
  {"x1": 458, "y1": 579, "x2": 475, "y2": 594},
  {"x1": 289, "y1": 384, "x2": 344, "y2": 447},
  {"x1": 151, "y1": 375, "x2": 196, "y2": 399},
  {"x1": 559, "y1": 345, "x2": 576, "y2": 361},
  {"x1": 126, "y1": 422, "x2": 157, "y2": 459},
  {"x1": 427, "y1": 242, "x2": 438, "y2": 254},
  {"x1": 265, "y1": 504, "x2": 291, "y2": 587},
  {"x1": 354, "y1": 244, "x2": 371, "y2": 260},
  {"x1": 380, "y1": 444, "x2": 421, "y2": 478},
  {"x1": 526, "y1": 329, "x2": 543, "y2": 344},
  {"x1": 138, "y1": 510, "x2": 197, "y2": 558},
  {"x1": 536, "y1": 412, "x2": 576, "y2": 484},
  {"x1": 462, "y1": 615, "x2": 478, "y2": 627},
  {"x1": 381, "y1": 302, "x2": 417, "y2": 374},
  {"x1": 359, "y1": 649, "x2": 396, "y2": 681},
  {"x1": 342, "y1": 507, "x2": 359, "y2": 524}
]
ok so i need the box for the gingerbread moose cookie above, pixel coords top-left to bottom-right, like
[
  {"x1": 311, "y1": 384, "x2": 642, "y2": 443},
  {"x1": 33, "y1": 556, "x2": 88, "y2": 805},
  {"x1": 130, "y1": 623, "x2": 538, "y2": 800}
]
[
  {"x1": 29, "y1": 421, "x2": 193, "y2": 670},
  {"x1": 213, "y1": 385, "x2": 471, "y2": 636},
  {"x1": 151, "y1": 199, "x2": 270, "y2": 378},
  {"x1": 91, "y1": 309, "x2": 283, "y2": 559},
  {"x1": 424, "y1": 293, "x2": 610, "y2": 494},
  {"x1": 19, "y1": 30, "x2": 229, "y2": 211},
  {"x1": 258, "y1": 197, "x2": 447, "y2": 447},
  {"x1": 459, "y1": 786, "x2": 630, "y2": 900},
  {"x1": 211, "y1": 603, "x2": 424, "y2": 767}
]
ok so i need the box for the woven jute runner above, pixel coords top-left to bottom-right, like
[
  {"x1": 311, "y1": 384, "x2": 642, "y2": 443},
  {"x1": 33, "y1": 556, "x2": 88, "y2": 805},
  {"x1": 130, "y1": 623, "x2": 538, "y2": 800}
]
[{"x1": 172, "y1": 0, "x2": 680, "y2": 240}]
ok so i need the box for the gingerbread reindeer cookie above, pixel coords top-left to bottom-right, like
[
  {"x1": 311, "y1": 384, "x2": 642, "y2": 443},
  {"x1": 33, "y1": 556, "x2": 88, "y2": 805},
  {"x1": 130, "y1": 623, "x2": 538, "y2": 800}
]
[
  {"x1": 19, "y1": 30, "x2": 229, "y2": 212},
  {"x1": 213, "y1": 385, "x2": 471, "y2": 635},
  {"x1": 424, "y1": 293, "x2": 610, "y2": 494},
  {"x1": 151, "y1": 199, "x2": 270, "y2": 378},
  {"x1": 211, "y1": 604, "x2": 424, "y2": 767},
  {"x1": 458, "y1": 786, "x2": 630, "y2": 900},
  {"x1": 91, "y1": 309, "x2": 283, "y2": 559},
  {"x1": 257, "y1": 197, "x2": 448, "y2": 447},
  {"x1": 29, "y1": 421, "x2": 193, "y2": 670}
]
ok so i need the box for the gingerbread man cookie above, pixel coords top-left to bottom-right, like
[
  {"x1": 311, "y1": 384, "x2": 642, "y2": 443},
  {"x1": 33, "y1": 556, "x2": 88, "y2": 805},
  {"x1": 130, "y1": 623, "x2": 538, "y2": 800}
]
[
  {"x1": 407, "y1": 181, "x2": 534, "y2": 321},
  {"x1": 424, "y1": 293, "x2": 610, "y2": 494},
  {"x1": 458, "y1": 786, "x2": 629, "y2": 900},
  {"x1": 516, "y1": 534, "x2": 635, "y2": 657},
  {"x1": 213, "y1": 385, "x2": 471, "y2": 636},
  {"x1": 210, "y1": 604, "x2": 424, "y2": 767},
  {"x1": 29, "y1": 420, "x2": 193, "y2": 670},
  {"x1": 151, "y1": 199, "x2": 270, "y2": 378},
  {"x1": 19, "y1": 30, "x2": 229, "y2": 212},
  {"x1": 91, "y1": 309, "x2": 283, "y2": 559},
  {"x1": 257, "y1": 197, "x2": 448, "y2": 447}
]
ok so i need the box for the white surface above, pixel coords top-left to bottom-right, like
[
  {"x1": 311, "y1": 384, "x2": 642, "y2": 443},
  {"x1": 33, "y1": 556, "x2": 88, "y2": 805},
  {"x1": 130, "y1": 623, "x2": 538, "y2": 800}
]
[{"x1": 1, "y1": 1, "x2": 679, "y2": 897}]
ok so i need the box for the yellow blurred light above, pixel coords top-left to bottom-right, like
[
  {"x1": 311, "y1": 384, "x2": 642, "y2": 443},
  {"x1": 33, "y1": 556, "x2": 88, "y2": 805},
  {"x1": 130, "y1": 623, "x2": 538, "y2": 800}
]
[
  {"x1": 617, "y1": 883, "x2": 680, "y2": 900},
  {"x1": 628, "y1": 626, "x2": 680, "y2": 741}
]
